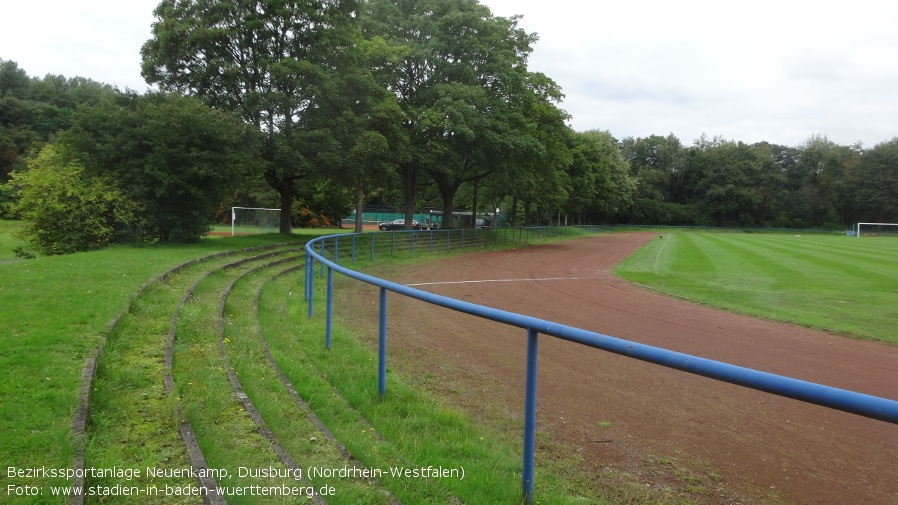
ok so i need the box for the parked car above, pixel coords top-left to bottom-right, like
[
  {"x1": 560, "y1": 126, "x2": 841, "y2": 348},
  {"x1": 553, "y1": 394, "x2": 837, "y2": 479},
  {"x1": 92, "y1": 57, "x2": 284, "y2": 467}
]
[
  {"x1": 474, "y1": 219, "x2": 491, "y2": 229},
  {"x1": 378, "y1": 219, "x2": 421, "y2": 231}
]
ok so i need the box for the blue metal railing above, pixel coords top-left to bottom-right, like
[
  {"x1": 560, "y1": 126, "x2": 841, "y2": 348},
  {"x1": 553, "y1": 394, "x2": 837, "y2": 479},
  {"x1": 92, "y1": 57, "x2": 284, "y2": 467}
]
[{"x1": 303, "y1": 227, "x2": 898, "y2": 504}]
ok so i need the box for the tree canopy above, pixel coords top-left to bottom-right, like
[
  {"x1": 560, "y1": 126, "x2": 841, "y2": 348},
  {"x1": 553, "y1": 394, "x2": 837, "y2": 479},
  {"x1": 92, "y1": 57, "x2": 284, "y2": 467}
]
[
  {"x1": 361, "y1": 0, "x2": 573, "y2": 228},
  {"x1": 142, "y1": 0, "x2": 362, "y2": 233},
  {"x1": 61, "y1": 92, "x2": 259, "y2": 242},
  {"x1": 0, "y1": 58, "x2": 118, "y2": 213}
]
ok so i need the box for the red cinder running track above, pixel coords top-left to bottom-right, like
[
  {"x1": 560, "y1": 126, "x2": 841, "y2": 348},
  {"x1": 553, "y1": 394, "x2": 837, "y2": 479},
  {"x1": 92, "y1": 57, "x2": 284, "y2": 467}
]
[{"x1": 340, "y1": 232, "x2": 898, "y2": 504}]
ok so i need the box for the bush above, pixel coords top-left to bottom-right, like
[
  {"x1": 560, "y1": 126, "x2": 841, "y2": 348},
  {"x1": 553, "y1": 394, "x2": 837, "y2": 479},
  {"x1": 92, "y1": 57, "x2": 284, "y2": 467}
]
[
  {"x1": 12, "y1": 245, "x2": 35, "y2": 259},
  {"x1": 292, "y1": 204, "x2": 331, "y2": 228},
  {"x1": 62, "y1": 92, "x2": 259, "y2": 242},
  {"x1": 5, "y1": 145, "x2": 142, "y2": 255}
]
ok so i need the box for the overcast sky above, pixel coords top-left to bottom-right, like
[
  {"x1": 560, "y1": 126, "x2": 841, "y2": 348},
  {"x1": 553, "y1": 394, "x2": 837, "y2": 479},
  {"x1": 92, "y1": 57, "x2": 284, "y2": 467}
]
[{"x1": 2, "y1": 0, "x2": 896, "y2": 148}]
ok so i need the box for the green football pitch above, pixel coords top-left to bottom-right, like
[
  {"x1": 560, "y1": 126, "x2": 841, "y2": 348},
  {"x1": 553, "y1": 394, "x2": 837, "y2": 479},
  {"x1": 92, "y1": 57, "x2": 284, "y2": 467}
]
[{"x1": 614, "y1": 232, "x2": 898, "y2": 343}]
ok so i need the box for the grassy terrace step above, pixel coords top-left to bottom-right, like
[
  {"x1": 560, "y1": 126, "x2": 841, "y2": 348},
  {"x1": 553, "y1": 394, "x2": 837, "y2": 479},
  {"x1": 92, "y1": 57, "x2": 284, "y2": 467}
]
[
  {"x1": 1, "y1": 234, "x2": 323, "y2": 505},
  {"x1": 171, "y1": 251, "x2": 322, "y2": 504},
  {"x1": 83, "y1": 245, "x2": 304, "y2": 504},
  {"x1": 218, "y1": 260, "x2": 400, "y2": 504}
]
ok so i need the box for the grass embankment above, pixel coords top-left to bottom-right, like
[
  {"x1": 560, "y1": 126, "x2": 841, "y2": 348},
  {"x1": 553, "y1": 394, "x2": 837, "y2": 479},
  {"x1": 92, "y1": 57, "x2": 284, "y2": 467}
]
[
  {"x1": 614, "y1": 232, "x2": 898, "y2": 343},
  {"x1": 3, "y1": 226, "x2": 621, "y2": 505},
  {"x1": 0, "y1": 232, "x2": 331, "y2": 503}
]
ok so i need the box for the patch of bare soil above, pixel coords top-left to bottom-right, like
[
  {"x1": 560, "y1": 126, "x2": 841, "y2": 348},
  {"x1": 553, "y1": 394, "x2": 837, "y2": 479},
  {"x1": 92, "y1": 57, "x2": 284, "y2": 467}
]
[{"x1": 335, "y1": 233, "x2": 898, "y2": 505}]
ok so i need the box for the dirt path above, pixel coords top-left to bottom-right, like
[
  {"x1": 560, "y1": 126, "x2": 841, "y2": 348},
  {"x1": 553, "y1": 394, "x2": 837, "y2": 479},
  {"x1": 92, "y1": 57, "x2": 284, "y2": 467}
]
[{"x1": 340, "y1": 232, "x2": 898, "y2": 504}]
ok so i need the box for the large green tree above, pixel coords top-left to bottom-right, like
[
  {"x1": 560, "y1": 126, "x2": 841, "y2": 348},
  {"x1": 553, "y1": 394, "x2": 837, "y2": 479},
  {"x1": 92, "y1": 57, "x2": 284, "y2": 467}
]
[
  {"x1": 784, "y1": 135, "x2": 860, "y2": 227},
  {"x1": 856, "y1": 138, "x2": 898, "y2": 222},
  {"x1": 362, "y1": 0, "x2": 568, "y2": 228},
  {"x1": 141, "y1": 0, "x2": 361, "y2": 233},
  {"x1": 62, "y1": 92, "x2": 259, "y2": 242},
  {"x1": 620, "y1": 133, "x2": 689, "y2": 202},
  {"x1": 564, "y1": 130, "x2": 635, "y2": 224},
  {"x1": 301, "y1": 37, "x2": 408, "y2": 232},
  {"x1": 691, "y1": 138, "x2": 765, "y2": 227}
]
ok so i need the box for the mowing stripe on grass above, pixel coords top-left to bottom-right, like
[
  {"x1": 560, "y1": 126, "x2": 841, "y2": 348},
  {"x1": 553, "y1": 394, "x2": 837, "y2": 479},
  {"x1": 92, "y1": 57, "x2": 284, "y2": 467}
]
[
  {"x1": 670, "y1": 233, "x2": 715, "y2": 275},
  {"x1": 615, "y1": 232, "x2": 898, "y2": 341}
]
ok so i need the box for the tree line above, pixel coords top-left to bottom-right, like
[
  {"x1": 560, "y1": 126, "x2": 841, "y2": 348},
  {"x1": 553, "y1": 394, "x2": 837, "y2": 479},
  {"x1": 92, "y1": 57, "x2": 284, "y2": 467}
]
[
  {"x1": 2, "y1": 0, "x2": 897, "y2": 256},
  {"x1": 619, "y1": 133, "x2": 898, "y2": 230}
]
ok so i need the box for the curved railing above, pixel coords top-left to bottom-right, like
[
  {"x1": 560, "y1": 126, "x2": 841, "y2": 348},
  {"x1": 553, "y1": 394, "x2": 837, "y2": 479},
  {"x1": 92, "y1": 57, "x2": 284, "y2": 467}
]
[{"x1": 303, "y1": 227, "x2": 898, "y2": 504}]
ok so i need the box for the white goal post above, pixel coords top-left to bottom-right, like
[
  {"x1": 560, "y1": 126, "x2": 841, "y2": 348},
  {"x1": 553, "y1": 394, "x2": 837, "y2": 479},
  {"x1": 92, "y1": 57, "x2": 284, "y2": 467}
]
[
  {"x1": 855, "y1": 222, "x2": 898, "y2": 238},
  {"x1": 231, "y1": 207, "x2": 281, "y2": 236}
]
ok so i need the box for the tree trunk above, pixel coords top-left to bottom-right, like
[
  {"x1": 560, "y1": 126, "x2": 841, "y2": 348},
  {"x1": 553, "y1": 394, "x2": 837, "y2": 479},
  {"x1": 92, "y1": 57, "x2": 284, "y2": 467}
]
[
  {"x1": 354, "y1": 180, "x2": 365, "y2": 234},
  {"x1": 403, "y1": 161, "x2": 418, "y2": 230},
  {"x1": 278, "y1": 182, "x2": 293, "y2": 235},
  {"x1": 509, "y1": 197, "x2": 518, "y2": 227},
  {"x1": 471, "y1": 179, "x2": 479, "y2": 228},
  {"x1": 439, "y1": 182, "x2": 459, "y2": 229}
]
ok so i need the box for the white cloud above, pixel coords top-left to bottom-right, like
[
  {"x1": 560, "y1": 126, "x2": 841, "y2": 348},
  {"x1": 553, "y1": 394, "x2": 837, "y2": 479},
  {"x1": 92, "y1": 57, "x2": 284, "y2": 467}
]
[
  {"x1": 1, "y1": 1, "x2": 158, "y2": 92},
  {"x1": 484, "y1": 0, "x2": 898, "y2": 147}
]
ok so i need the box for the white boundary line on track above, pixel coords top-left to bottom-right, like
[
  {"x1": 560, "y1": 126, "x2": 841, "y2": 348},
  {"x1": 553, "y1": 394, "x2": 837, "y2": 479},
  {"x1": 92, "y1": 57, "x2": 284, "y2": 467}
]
[{"x1": 406, "y1": 277, "x2": 603, "y2": 287}]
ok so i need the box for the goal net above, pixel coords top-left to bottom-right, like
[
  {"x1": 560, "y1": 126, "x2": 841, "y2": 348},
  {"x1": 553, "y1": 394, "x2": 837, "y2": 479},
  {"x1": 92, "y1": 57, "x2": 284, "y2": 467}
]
[
  {"x1": 231, "y1": 207, "x2": 281, "y2": 236},
  {"x1": 855, "y1": 222, "x2": 898, "y2": 238}
]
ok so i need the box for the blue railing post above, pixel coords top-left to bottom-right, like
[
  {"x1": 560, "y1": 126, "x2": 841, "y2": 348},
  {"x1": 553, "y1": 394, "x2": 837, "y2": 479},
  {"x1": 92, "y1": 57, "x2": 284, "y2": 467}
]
[
  {"x1": 326, "y1": 267, "x2": 333, "y2": 349},
  {"x1": 306, "y1": 256, "x2": 314, "y2": 319},
  {"x1": 411, "y1": 231, "x2": 416, "y2": 255},
  {"x1": 430, "y1": 230, "x2": 434, "y2": 253},
  {"x1": 522, "y1": 328, "x2": 539, "y2": 504},
  {"x1": 378, "y1": 287, "x2": 387, "y2": 396},
  {"x1": 334, "y1": 236, "x2": 339, "y2": 264},
  {"x1": 461, "y1": 229, "x2": 465, "y2": 249},
  {"x1": 319, "y1": 240, "x2": 325, "y2": 278},
  {"x1": 352, "y1": 234, "x2": 356, "y2": 263},
  {"x1": 303, "y1": 251, "x2": 309, "y2": 301},
  {"x1": 370, "y1": 232, "x2": 375, "y2": 261}
]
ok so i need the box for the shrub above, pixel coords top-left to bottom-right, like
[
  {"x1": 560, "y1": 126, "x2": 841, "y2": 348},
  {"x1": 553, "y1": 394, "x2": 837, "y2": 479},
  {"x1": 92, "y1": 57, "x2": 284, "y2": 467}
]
[{"x1": 6, "y1": 145, "x2": 142, "y2": 255}]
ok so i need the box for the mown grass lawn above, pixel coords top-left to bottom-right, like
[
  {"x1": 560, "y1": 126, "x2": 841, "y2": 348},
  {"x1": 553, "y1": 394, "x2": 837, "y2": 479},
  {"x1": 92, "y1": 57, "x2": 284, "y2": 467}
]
[
  {"x1": 0, "y1": 219, "x2": 27, "y2": 261},
  {"x1": 614, "y1": 232, "x2": 898, "y2": 343}
]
